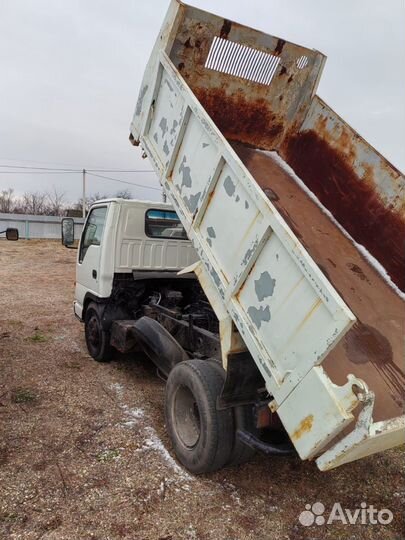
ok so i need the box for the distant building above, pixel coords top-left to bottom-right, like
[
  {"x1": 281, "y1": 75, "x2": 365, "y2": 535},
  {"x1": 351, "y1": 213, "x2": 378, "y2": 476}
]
[{"x1": 65, "y1": 208, "x2": 84, "y2": 218}]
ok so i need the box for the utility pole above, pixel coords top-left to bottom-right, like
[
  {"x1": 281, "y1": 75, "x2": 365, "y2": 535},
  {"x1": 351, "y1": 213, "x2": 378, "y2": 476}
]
[{"x1": 82, "y1": 168, "x2": 86, "y2": 218}]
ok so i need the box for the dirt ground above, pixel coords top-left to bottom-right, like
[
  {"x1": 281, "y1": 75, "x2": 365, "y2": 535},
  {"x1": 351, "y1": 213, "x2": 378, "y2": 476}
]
[{"x1": 0, "y1": 240, "x2": 404, "y2": 540}]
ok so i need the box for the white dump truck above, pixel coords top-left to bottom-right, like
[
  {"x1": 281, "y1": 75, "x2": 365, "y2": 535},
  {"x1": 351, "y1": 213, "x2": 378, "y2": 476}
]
[{"x1": 65, "y1": 1, "x2": 405, "y2": 473}]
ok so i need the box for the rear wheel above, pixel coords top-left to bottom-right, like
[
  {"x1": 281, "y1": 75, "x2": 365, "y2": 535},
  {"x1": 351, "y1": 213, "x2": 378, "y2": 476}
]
[
  {"x1": 84, "y1": 303, "x2": 113, "y2": 362},
  {"x1": 165, "y1": 359, "x2": 234, "y2": 474}
]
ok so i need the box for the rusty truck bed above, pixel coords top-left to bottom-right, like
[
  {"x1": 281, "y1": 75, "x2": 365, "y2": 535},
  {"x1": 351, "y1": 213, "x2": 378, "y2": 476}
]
[{"x1": 233, "y1": 142, "x2": 405, "y2": 423}]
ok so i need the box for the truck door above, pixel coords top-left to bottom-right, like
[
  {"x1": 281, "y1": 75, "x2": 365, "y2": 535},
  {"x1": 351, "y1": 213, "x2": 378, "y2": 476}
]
[{"x1": 75, "y1": 205, "x2": 108, "y2": 316}]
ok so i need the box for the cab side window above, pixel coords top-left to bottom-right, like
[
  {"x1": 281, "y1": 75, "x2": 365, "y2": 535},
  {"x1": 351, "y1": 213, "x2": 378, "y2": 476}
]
[
  {"x1": 79, "y1": 206, "x2": 107, "y2": 262},
  {"x1": 145, "y1": 209, "x2": 188, "y2": 239}
]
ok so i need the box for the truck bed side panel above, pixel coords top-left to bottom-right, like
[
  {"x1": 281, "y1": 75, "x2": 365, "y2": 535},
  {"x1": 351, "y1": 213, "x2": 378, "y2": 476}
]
[{"x1": 134, "y1": 52, "x2": 358, "y2": 448}]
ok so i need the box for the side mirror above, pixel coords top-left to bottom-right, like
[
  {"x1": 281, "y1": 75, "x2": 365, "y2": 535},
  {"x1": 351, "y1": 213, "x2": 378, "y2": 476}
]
[
  {"x1": 6, "y1": 228, "x2": 19, "y2": 241},
  {"x1": 61, "y1": 218, "x2": 75, "y2": 247}
]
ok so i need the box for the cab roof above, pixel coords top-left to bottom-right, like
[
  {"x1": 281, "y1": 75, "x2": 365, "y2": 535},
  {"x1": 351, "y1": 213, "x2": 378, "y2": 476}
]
[{"x1": 90, "y1": 198, "x2": 173, "y2": 209}]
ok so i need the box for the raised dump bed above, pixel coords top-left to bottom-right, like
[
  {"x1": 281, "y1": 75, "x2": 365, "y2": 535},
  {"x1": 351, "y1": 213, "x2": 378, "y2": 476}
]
[{"x1": 130, "y1": 0, "x2": 405, "y2": 469}]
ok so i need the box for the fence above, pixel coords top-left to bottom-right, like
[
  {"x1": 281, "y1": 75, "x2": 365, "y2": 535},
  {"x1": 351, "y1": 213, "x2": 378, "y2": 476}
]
[{"x1": 0, "y1": 213, "x2": 85, "y2": 240}]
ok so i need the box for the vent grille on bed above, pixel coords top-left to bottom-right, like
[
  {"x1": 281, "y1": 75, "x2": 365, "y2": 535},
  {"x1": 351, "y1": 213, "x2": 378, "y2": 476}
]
[{"x1": 204, "y1": 36, "x2": 282, "y2": 86}]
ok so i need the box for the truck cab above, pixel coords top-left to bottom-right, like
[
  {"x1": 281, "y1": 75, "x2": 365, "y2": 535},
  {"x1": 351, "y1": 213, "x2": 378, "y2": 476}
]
[{"x1": 73, "y1": 198, "x2": 197, "y2": 321}]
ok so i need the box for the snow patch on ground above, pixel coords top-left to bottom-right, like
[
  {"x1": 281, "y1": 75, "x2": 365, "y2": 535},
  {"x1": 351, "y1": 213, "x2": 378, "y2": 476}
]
[
  {"x1": 110, "y1": 382, "x2": 125, "y2": 397},
  {"x1": 262, "y1": 150, "x2": 405, "y2": 301},
  {"x1": 70, "y1": 342, "x2": 82, "y2": 353},
  {"x1": 121, "y1": 405, "x2": 145, "y2": 427},
  {"x1": 222, "y1": 480, "x2": 242, "y2": 507},
  {"x1": 138, "y1": 426, "x2": 193, "y2": 481},
  {"x1": 110, "y1": 383, "x2": 193, "y2": 482}
]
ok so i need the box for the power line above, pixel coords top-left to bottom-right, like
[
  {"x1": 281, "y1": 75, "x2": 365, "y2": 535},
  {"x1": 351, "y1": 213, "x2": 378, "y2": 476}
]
[
  {"x1": 86, "y1": 172, "x2": 161, "y2": 191},
  {"x1": 88, "y1": 169, "x2": 155, "y2": 173},
  {"x1": 0, "y1": 164, "x2": 155, "y2": 173},
  {"x1": 0, "y1": 164, "x2": 78, "y2": 171},
  {"x1": 0, "y1": 156, "x2": 90, "y2": 168},
  {"x1": 0, "y1": 171, "x2": 78, "y2": 174},
  {"x1": 0, "y1": 156, "x2": 156, "y2": 172},
  {"x1": 0, "y1": 165, "x2": 161, "y2": 192}
]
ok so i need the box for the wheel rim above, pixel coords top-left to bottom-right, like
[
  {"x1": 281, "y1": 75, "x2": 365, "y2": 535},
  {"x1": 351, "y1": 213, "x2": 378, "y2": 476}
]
[
  {"x1": 86, "y1": 314, "x2": 101, "y2": 353},
  {"x1": 173, "y1": 385, "x2": 201, "y2": 448}
]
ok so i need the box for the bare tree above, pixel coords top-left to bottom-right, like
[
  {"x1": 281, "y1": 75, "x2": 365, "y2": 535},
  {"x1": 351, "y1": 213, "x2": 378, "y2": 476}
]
[
  {"x1": 0, "y1": 187, "x2": 132, "y2": 216},
  {"x1": 46, "y1": 188, "x2": 66, "y2": 216},
  {"x1": 73, "y1": 190, "x2": 133, "y2": 213},
  {"x1": 22, "y1": 191, "x2": 47, "y2": 215},
  {"x1": 88, "y1": 192, "x2": 110, "y2": 205},
  {"x1": 115, "y1": 189, "x2": 132, "y2": 199},
  {"x1": 73, "y1": 192, "x2": 108, "y2": 213},
  {"x1": 0, "y1": 188, "x2": 15, "y2": 213}
]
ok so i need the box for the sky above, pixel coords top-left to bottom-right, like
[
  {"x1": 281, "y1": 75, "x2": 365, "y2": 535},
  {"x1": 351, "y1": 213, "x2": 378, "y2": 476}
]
[{"x1": 0, "y1": 0, "x2": 404, "y2": 205}]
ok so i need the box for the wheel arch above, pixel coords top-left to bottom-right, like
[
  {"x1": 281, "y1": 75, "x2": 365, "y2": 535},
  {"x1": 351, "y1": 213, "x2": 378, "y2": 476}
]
[{"x1": 82, "y1": 293, "x2": 108, "y2": 320}]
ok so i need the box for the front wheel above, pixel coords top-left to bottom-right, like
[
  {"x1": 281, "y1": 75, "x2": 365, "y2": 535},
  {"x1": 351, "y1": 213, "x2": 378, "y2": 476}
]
[
  {"x1": 84, "y1": 303, "x2": 113, "y2": 362},
  {"x1": 165, "y1": 359, "x2": 234, "y2": 474}
]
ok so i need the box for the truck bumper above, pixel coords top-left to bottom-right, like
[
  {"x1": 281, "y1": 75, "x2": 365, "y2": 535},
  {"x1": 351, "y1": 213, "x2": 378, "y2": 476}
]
[{"x1": 73, "y1": 301, "x2": 83, "y2": 322}]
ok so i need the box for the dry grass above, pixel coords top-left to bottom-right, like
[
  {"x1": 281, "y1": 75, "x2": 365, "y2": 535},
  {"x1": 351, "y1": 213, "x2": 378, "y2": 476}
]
[{"x1": 0, "y1": 240, "x2": 404, "y2": 539}]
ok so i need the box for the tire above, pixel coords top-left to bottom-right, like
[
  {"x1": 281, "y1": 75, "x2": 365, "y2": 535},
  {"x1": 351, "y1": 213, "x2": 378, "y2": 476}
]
[
  {"x1": 84, "y1": 302, "x2": 113, "y2": 362},
  {"x1": 165, "y1": 359, "x2": 234, "y2": 474}
]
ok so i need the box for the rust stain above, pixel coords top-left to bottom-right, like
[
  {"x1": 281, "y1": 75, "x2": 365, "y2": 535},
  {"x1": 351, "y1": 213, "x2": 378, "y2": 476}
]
[
  {"x1": 346, "y1": 263, "x2": 370, "y2": 284},
  {"x1": 274, "y1": 38, "x2": 286, "y2": 55},
  {"x1": 195, "y1": 87, "x2": 283, "y2": 149},
  {"x1": 337, "y1": 129, "x2": 357, "y2": 162},
  {"x1": 344, "y1": 323, "x2": 392, "y2": 365},
  {"x1": 283, "y1": 130, "x2": 405, "y2": 292},
  {"x1": 220, "y1": 19, "x2": 232, "y2": 39},
  {"x1": 295, "y1": 298, "x2": 322, "y2": 332},
  {"x1": 344, "y1": 322, "x2": 405, "y2": 407},
  {"x1": 314, "y1": 116, "x2": 357, "y2": 163},
  {"x1": 291, "y1": 414, "x2": 314, "y2": 441},
  {"x1": 315, "y1": 115, "x2": 328, "y2": 133}
]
